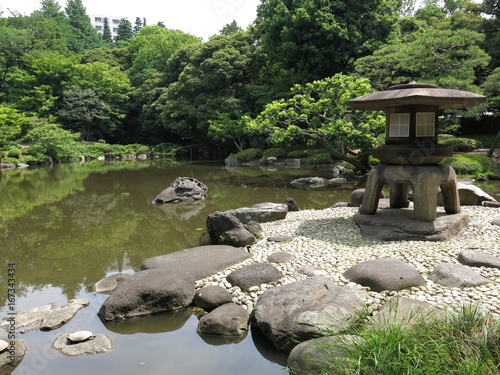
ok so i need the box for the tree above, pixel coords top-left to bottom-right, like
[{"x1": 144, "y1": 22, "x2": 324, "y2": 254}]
[
  {"x1": 246, "y1": 74, "x2": 385, "y2": 173},
  {"x1": 134, "y1": 17, "x2": 143, "y2": 34},
  {"x1": 482, "y1": 68, "x2": 500, "y2": 157},
  {"x1": 208, "y1": 113, "x2": 251, "y2": 151},
  {"x1": 102, "y1": 18, "x2": 113, "y2": 46},
  {"x1": 65, "y1": 0, "x2": 103, "y2": 53},
  {"x1": 0, "y1": 105, "x2": 28, "y2": 149},
  {"x1": 0, "y1": 27, "x2": 33, "y2": 95},
  {"x1": 253, "y1": 0, "x2": 403, "y2": 82},
  {"x1": 23, "y1": 121, "x2": 80, "y2": 161},
  {"x1": 116, "y1": 18, "x2": 133, "y2": 44},
  {"x1": 482, "y1": 0, "x2": 500, "y2": 69},
  {"x1": 220, "y1": 20, "x2": 242, "y2": 36}
]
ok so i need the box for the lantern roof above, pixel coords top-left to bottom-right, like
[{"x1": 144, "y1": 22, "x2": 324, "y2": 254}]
[{"x1": 349, "y1": 81, "x2": 486, "y2": 110}]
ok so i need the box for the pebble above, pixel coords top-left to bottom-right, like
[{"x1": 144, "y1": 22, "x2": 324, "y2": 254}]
[{"x1": 196, "y1": 206, "x2": 500, "y2": 317}]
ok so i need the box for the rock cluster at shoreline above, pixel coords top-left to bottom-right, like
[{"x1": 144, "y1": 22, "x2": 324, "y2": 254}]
[{"x1": 195, "y1": 206, "x2": 500, "y2": 318}]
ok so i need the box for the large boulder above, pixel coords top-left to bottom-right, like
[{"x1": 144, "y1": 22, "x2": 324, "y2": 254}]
[
  {"x1": 197, "y1": 303, "x2": 249, "y2": 336},
  {"x1": 97, "y1": 269, "x2": 195, "y2": 321},
  {"x1": 429, "y1": 263, "x2": 490, "y2": 288},
  {"x1": 153, "y1": 177, "x2": 208, "y2": 203},
  {"x1": 343, "y1": 258, "x2": 425, "y2": 292},
  {"x1": 291, "y1": 177, "x2": 331, "y2": 188},
  {"x1": 438, "y1": 182, "x2": 497, "y2": 206},
  {"x1": 227, "y1": 263, "x2": 282, "y2": 291},
  {"x1": 206, "y1": 211, "x2": 256, "y2": 247},
  {"x1": 252, "y1": 277, "x2": 364, "y2": 352},
  {"x1": 225, "y1": 202, "x2": 288, "y2": 224},
  {"x1": 141, "y1": 245, "x2": 251, "y2": 280}
]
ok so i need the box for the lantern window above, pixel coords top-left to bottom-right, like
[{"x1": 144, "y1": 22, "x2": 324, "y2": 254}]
[
  {"x1": 389, "y1": 113, "x2": 410, "y2": 137},
  {"x1": 416, "y1": 112, "x2": 435, "y2": 137}
]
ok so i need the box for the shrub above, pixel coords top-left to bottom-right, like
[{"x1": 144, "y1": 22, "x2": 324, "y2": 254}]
[
  {"x1": 287, "y1": 150, "x2": 308, "y2": 158},
  {"x1": 263, "y1": 148, "x2": 286, "y2": 158},
  {"x1": 439, "y1": 137, "x2": 481, "y2": 152},
  {"x1": 234, "y1": 148, "x2": 263, "y2": 162},
  {"x1": 102, "y1": 146, "x2": 113, "y2": 153},
  {"x1": 2, "y1": 157, "x2": 20, "y2": 164},
  {"x1": 441, "y1": 154, "x2": 498, "y2": 177},
  {"x1": 7, "y1": 149, "x2": 21, "y2": 159},
  {"x1": 136, "y1": 145, "x2": 150, "y2": 155},
  {"x1": 153, "y1": 143, "x2": 179, "y2": 157},
  {"x1": 307, "y1": 152, "x2": 333, "y2": 164}
]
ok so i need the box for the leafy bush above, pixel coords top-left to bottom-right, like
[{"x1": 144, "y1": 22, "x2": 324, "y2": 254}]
[
  {"x1": 441, "y1": 154, "x2": 498, "y2": 177},
  {"x1": 234, "y1": 148, "x2": 263, "y2": 162},
  {"x1": 307, "y1": 152, "x2": 333, "y2": 164},
  {"x1": 263, "y1": 148, "x2": 286, "y2": 158},
  {"x1": 153, "y1": 143, "x2": 179, "y2": 157},
  {"x1": 306, "y1": 148, "x2": 328, "y2": 156},
  {"x1": 136, "y1": 145, "x2": 150, "y2": 155},
  {"x1": 7, "y1": 149, "x2": 21, "y2": 159},
  {"x1": 102, "y1": 146, "x2": 113, "y2": 153},
  {"x1": 439, "y1": 137, "x2": 481, "y2": 152},
  {"x1": 287, "y1": 149, "x2": 308, "y2": 158},
  {"x1": 1, "y1": 157, "x2": 19, "y2": 164}
]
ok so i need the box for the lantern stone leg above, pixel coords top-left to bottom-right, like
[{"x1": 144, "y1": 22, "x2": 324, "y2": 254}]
[{"x1": 359, "y1": 164, "x2": 460, "y2": 222}]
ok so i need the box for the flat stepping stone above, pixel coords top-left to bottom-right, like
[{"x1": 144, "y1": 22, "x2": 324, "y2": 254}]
[
  {"x1": 94, "y1": 273, "x2": 132, "y2": 294},
  {"x1": 141, "y1": 245, "x2": 251, "y2": 280},
  {"x1": 343, "y1": 258, "x2": 425, "y2": 292},
  {"x1": 297, "y1": 265, "x2": 328, "y2": 277},
  {"x1": 267, "y1": 252, "x2": 295, "y2": 263},
  {"x1": 225, "y1": 202, "x2": 288, "y2": 224},
  {"x1": 227, "y1": 263, "x2": 282, "y2": 291},
  {"x1": 370, "y1": 297, "x2": 445, "y2": 326},
  {"x1": 194, "y1": 286, "x2": 233, "y2": 312},
  {"x1": 267, "y1": 235, "x2": 294, "y2": 242},
  {"x1": 53, "y1": 332, "x2": 112, "y2": 356},
  {"x1": 458, "y1": 250, "x2": 500, "y2": 269},
  {"x1": 429, "y1": 263, "x2": 490, "y2": 288},
  {"x1": 0, "y1": 339, "x2": 26, "y2": 373}
]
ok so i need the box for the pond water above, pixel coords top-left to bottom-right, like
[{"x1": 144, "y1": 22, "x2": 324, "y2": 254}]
[
  {"x1": 0, "y1": 159, "x2": 364, "y2": 375},
  {"x1": 1, "y1": 160, "x2": 499, "y2": 374}
]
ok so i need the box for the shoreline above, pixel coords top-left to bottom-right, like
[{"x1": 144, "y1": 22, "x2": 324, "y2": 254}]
[{"x1": 196, "y1": 206, "x2": 500, "y2": 317}]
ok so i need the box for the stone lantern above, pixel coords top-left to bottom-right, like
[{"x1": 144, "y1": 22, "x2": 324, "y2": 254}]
[{"x1": 349, "y1": 82, "x2": 485, "y2": 222}]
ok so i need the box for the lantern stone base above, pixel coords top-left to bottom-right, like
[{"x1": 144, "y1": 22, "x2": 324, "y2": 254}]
[
  {"x1": 359, "y1": 164, "x2": 459, "y2": 222},
  {"x1": 354, "y1": 210, "x2": 469, "y2": 242}
]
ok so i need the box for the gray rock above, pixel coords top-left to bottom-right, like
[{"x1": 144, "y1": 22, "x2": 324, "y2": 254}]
[
  {"x1": 492, "y1": 218, "x2": 500, "y2": 226},
  {"x1": 438, "y1": 182, "x2": 497, "y2": 206},
  {"x1": 287, "y1": 335, "x2": 363, "y2": 375},
  {"x1": 429, "y1": 263, "x2": 490, "y2": 288},
  {"x1": 286, "y1": 197, "x2": 300, "y2": 212},
  {"x1": 206, "y1": 211, "x2": 256, "y2": 247},
  {"x1": 245, "y1": 220, "x2": 262, "y2": 237},
  {"x1": 225, "y1": 155, "x2": 240, "y2": 167},
  {"x1": 483, "y1": 201, "x2": 500, "y2": 208},
  {"x1": 97, "y1": 269, "x2": 195, "y2": 321},
  {"x1": 267, "y1": 235, "x2": 294, "y2": 243},
  {"x1": 153, "y1": 177, "x2": 208, "y2": 203},
  {"x1": 53, "y1": 332, "x2": 112, "y2": 356},
  {"x1": 137, "y1": 153, "x2": 147, "y2": 160},
  {"x1": 194, "y1": 286, "x2": 234, "y2": 312},
  {"x1": 458, "y1": 250, "x2": 500, "y2": 269},
  {"x1": 1, "y1": 298, "x2": 90, "y2": 333},
  {"x1": 197, "y1": 303, "x2": 249, "y2": 336},
  {"x1": 94, "y1": 273, "x2": 132, "y2": 294},
  {"x1": 0, "y1": 163, "x2": 15, "y2": 170},
  {"x1": 16, "y1": 163, "x2": 29, "y2": 169},
  {"x1": 252, "y1": 277, "x2": 364, "y2": 351},
  {"x1": 0, "y1": 339, "x2": 26, "y2": 374},
  {"x1": 354, "y1": 210, "x2": 470, "y2": 242},
  {"x1": 330, "y1": 202, "x2": 350, "y2": 208},
  {"x1": 297, "y1": 265, "x2": 328, "y2": 277},
  {"x1": 141, "y1": 245, "x2": 251, "y2": 280},
  {"x1": 227, "y1": 263, "x2": 282, "y2": 291},
  {"x1": 330, "y1": 177, "x2": 347, "y2": 184},
  {"x1": 343, "y1": 258, "x2": 425, "y2": 292},
  {"x1": 291, "y1": 177, "x2": 331, "y2": 188},
  {"x1": 225, "y1": 202, "x2": 288, "y2": 224},
  {"x1": 350, "y1": 189, "x2": 385, "y2": 207},
  {"x1": 267, "y1": 252, "x2": 295, "y2": 263},
  {"x1": 370, "y1": 297, "x2": 444, "y2": 327}
]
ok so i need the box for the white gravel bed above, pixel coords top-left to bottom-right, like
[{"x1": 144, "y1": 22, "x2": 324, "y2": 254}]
[{"x1": 196, "y1": 206, "x2": 500, "y2": 317}]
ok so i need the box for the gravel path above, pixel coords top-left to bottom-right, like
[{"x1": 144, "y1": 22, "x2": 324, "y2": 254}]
[{"x1": 196, "y1": 206, "x2": 500, "y2": 317}]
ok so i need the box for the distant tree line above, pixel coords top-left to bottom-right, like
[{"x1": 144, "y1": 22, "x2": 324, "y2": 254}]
[{"x1": 0, "y1": 0, "x2": 499, "y2": 165}]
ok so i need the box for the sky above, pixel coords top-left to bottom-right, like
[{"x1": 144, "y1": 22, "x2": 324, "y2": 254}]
[{"x1": 0, "y1": 0, "x2": 261, "y2": 41}]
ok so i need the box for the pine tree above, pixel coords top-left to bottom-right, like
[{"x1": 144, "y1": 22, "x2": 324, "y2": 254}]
[
  {"x1": 134, "y1": 17, "x2": 142, "y2": 34},
  {"x1": 115, "y1": 18, "x2": 133, "y2": 44},
  {"x1": 65, "y1": 0, "x2": 103, "y2": 53},
  {"x1": 102, "y1": 17, "x2": 113, "y2": 46}
]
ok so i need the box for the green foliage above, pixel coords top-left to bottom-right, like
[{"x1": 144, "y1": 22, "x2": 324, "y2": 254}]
[
  {"x1": 102, "y1": 146, "x2": 113, "y2": 153},
  {"x1": 234, "y1": 148, "x2": 263, "y2": 162},
  {"x1": 441, "y1": 154, "x2": 497, "y2": 176},
  {"x1": 262, "y1": 147, "x2": 285, "y2": 158},
  {"x1": 439, "y1": 136, "x2": 481, "y2": 151},
  {"x1": 307, "y1": 152, "x2": 332, "y2": 164},
  {"x1": 0, "y1": 105, "x2": 28, "y2": 148},
  {"x1": 208, "y1": 113, "x2": 252, "y2": 152},
  {"x1": 64, "y1": 0, "x2": 103, "y2": 53},
  {"x1": 152, "y1": 143, "x2": 179, "y2": 157},
  {"x1": 7, "y1": 148, "x2": 21, "y2": 158},
  {"x1": 1, "y1": 157, "x2": 19, "y2": 164},
  {"x1": 287, "y1": 150, "x2": 309, "y2": 158},
  {"x1": 136, "y1": 145, "x2": 150, "y2": 155},
  {"x1": 115, "y1": 18, "x2": 133, "y2": 45},
  {"x1": 246, "y1": 74, "x2": 385, "y2": 172},
  {"x1": 23, "y1": 119, "x2": 81, "y2": 161}
]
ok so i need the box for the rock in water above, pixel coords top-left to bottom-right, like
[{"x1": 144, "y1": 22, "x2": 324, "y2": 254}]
[{"x1": 153, "y1": 177, "x2": 208, "y2": 203}]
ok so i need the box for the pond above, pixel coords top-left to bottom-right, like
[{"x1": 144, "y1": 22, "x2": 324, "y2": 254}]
[
  {"x1": 1, "y1": 160, "x2": 499, "y2": 374},
  {"x1": 0, "y1": 159, "x2": 367, "y2": 375}
]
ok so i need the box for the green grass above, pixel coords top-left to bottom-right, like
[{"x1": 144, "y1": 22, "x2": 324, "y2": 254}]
[
  {"x1": 314, "y1": 304, "x2": 500, "y2": 375},
  {"x1": 441, "y1": 154, "x2": 498, "y2": 178}
]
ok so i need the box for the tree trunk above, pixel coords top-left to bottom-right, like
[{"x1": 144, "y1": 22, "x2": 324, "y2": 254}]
[{"x1": 487, "y1": 128, "x2": 500, "y2": 158}]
